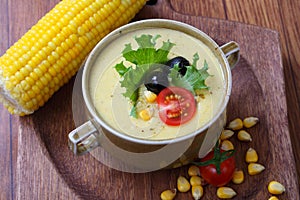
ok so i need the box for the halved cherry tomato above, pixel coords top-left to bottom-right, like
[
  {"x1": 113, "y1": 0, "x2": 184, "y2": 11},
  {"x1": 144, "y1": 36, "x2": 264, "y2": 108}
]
[
  {"x1": 157, "y1": 86, "x2": 196, "y2": 126},
  {"x1": 195, "y1": 146, "x2": 235, "y2": 187}
]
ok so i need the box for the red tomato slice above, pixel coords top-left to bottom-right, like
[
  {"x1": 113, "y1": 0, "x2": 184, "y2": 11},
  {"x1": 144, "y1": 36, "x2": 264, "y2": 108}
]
[{"x1": 157, "y1": 87, "x2": 196, "y2": 126}]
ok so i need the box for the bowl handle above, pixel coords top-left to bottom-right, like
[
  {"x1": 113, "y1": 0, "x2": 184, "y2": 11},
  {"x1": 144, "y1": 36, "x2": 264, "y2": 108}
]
[
  {"x1": 68, "y1": 120, "x2": 100, "y2": 155},
  {"x1": 220, "y1": 41, "x2": 240, "y2": 69}
]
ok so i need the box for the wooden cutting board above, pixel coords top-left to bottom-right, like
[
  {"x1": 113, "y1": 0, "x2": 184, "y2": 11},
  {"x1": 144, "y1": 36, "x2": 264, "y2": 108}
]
[{"x1": 16, "y1": 1, "x2": 299, "y2": 199}]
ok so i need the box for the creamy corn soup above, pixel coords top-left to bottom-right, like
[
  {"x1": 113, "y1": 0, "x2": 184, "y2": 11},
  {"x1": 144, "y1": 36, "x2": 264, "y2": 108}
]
[{"x1": 89, "y1": 28, "x2": 226, "y2": 140}]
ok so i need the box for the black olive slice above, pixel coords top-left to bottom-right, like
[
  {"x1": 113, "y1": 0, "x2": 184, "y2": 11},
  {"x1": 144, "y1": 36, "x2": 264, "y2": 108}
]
[
  {"x1": 143, "y1": 65, "x2": 169, "y2": 94},
  {"x1": 166, "y1": 56, "x2": 190, "y2": 76}
]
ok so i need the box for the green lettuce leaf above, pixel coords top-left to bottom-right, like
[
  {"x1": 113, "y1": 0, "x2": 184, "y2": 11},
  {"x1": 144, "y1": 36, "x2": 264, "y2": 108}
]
[
  {"x1": 169, "y1": 53, "x2": 210, "y2": 93},
  {"x1": 120, "y1": 64, "x2": 152, "y2": 102},
  {"x1": 114, "y1": 34, "x2": 175, "y2": 104},
  {"x1": 121, "y1": 34, "x2": 175, "y2": 66},
  {"x1": 114, "y1": 61, "x2": 131, "y2": 76}
]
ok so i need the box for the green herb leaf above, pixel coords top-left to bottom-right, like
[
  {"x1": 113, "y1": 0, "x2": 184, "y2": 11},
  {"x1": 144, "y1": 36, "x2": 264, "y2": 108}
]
[
  {"x1": 121, "y1": 34, "x2": 175, "y2": 65},
  {"x1": 169, "y1": 65, "x2": 194, "y2": 93},
  {"x1": 114, "y1": 34, "x2": 175, "y2": 115},
  {"x1": 120, "y1": 64, "x2": 152, "y2": 101},
  {"x1": 169, "y1": 53, "x2": 210, "y2": 93},
  {"x1": 114, "y1": 61, "x2": 131, "y2": 76},
  {"x1": 130, "y1": 105, "x2": 138, "y2": 118}
]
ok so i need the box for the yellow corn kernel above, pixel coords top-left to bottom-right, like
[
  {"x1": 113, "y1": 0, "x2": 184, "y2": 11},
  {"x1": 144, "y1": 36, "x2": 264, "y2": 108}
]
[
  {"x1": 243, "y1": 116, "x2": 259, "y2": 128},
  {"x1": 177, "y1": 176, "x2": 191, "y2": 193},
  {"x1": 190, "y1": 176, "x2": 202, "y2": 186},
  {"x1": 237, "y1": 130, "x2": 252, "y2": 142},
  {"x1": 138, "y1": 109, "x2": 152, "y2": 121},
  {"x1": 227, "y1": 118, "x2": 243, "y2": 130},
  {"x1": 160, "y1": 189, "x2": 176, "y2": 200},
  {"x1": 268, "y1": 181, "x2": 285, "y2": 195},
  {"x1": 0, "y1": 0, "x2": 147, "y2": 115},
  {"x1": 217, "y1": 187, "x2": 237, "y2": 199},
  {"x1": 188, "y1": 165, "x2": 200, "y2": 177},
  {"x1": 232, "y1": 170, "x2": 244, "y2": 184},
  {"x1": 248, "y1": 163, "x2": 265, "y2": 175},
  {"x1": 144, "y1": 90, "x2": 157, "y2": 103},
  {"x1": 220, "y1": 129, "x2": 234, "y2": 140},
  {"x1": 268, "y1": 196, "x2": 279, "y2": 200},
  {"x1": 191, "y1": 185, "x2": 204, "y2": 200},
  {"x1": 245, "y1": 147, "x2": 258, "y2": 163},
  {"x1": 221, "y1": 140, "x2": 234, "y2": 151}
]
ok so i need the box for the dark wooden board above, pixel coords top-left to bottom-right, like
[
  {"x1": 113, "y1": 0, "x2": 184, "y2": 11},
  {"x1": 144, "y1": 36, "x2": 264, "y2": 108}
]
[{"x1": 15, "y1": 1, "x2": 299, "y2": 199}]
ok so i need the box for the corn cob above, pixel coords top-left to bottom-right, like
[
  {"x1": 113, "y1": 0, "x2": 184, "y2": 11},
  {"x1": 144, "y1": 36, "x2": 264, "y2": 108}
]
[{"x1": 0, "y1": 0, "x2": 147, "y2": 115}]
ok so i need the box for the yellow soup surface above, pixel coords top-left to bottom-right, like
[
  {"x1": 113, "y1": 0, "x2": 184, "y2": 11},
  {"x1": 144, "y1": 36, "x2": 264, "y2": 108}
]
[{"x1": 89, "y1": 28, "x2": 226, "y2": 140}]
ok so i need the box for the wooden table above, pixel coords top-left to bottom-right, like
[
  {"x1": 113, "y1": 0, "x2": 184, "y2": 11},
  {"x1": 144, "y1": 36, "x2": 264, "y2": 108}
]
[{"x1": 1, "y1": 0, "x2": 299, "y2": 199}]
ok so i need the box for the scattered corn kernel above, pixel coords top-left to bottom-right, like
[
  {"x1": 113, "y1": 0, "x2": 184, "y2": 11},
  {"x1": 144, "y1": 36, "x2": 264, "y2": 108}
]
[
  {"x1": 177, "y1": 176, "x2": 191, "y2": 192},
  {"x1": 227, "y1": 118, "x2": 243, "y2": 130},
  {"x1": 243, "y1": 117, "x2": 259, "y2": 128},
  {"x1": 138, "y1": 109, "x2": 152, "y2": 121},
  {"x1": 160, "y1": 189, "x2": 176, "y2": 200},
  {"x1": 245, "y1": 147, "x2": 258, "y2": 163},
  {"x1": 268, "y1": 196, "x2": 279, "y2": 200},
  {"x1": 268, "y1": 181, "x2": 285, "y2": 195},
  {"x1": 188, "y1": 165, "x2": 200, "y2": 177},
  {"x1": 220, "y1": 129, "x2": 235, "y2": 140},
  {"x1": 144, "y1": 90, "x2": 157, "y2": 103},
  {"x1": 217, "y1": 187, "x2": 237, "y2": 199},
  {"x1": 237, "y1": 130, "x2": 252, "y2": 142},
  {"x1": 232, "y1": 170, "x2": 244, "y2": 184},
  {"x1": 221, "y1": 139, "x2": 234, "y2": 151},
  {"x1": 248, "y1": 163, "x2": 265, "y2": 175},
  {"x1": 190, "y1": 176, "x2": 202, "y2": 186},
  {"x1": 191, "y1": 185, "x2": 204, "y2": 200}
]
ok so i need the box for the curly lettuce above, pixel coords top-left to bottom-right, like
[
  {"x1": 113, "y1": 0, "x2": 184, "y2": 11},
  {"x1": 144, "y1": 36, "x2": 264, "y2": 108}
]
[
  {"x1": 115, "y1": 34, "x2": 175, "y2": 103},
  {"x1": 169, "y1": 53, "x2": 210, "y2": 94}
]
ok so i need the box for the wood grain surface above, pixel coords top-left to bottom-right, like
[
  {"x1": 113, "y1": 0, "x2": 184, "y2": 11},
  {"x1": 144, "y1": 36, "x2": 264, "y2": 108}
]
[{"x1": 1, "y1": 0, "x2": 300, "y2": 200}]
